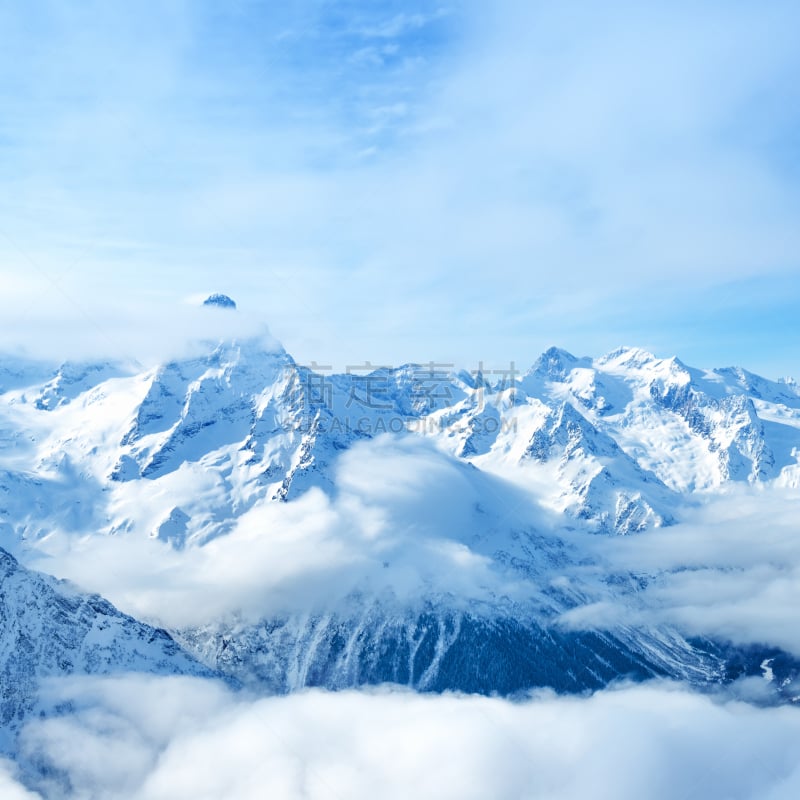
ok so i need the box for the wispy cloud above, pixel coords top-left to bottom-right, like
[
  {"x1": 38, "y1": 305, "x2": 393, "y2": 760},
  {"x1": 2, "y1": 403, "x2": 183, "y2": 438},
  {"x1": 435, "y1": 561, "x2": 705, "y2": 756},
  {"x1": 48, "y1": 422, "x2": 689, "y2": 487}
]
[{"x1": 353, "y1": 8, "x2": 450, "y2": 39}]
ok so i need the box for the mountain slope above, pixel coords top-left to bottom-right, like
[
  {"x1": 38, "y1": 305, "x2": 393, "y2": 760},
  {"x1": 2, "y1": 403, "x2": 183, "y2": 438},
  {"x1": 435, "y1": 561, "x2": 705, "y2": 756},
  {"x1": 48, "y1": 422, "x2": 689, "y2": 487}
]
[
  {"x1": 177, "y1": 600, "x2": 725, "y2": 696},
  {"x1": 0, "y1": 548, "x2": 212, "y2": 747}
]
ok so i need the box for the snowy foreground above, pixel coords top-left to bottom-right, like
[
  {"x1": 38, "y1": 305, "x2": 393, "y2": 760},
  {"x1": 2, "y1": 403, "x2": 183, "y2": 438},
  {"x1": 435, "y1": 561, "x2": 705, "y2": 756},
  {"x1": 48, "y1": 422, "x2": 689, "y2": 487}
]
[{"x1": 1, "y1": 328, "x2": 800, "y2": 797}]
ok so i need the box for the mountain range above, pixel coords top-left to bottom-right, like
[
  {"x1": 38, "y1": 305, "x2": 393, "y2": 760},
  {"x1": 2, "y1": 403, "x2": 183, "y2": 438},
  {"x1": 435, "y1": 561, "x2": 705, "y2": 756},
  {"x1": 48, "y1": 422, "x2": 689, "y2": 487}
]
[{"x1": 2, "y1": 320, "x2": 800, "y2": 750}]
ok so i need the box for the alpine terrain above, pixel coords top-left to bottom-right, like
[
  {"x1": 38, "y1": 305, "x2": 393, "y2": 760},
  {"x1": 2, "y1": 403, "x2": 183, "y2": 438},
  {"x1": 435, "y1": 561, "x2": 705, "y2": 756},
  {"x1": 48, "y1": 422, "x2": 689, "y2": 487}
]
[{"x1": 2, "y1": 302, "x2": 800, "y2": 757}]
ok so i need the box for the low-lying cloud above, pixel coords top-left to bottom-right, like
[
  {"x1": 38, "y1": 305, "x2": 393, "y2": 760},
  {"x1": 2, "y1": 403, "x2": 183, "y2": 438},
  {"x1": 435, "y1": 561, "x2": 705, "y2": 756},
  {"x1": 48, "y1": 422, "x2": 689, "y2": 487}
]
[{"x1": 12, "y1": 676, "x2": 800, "y2": 800}]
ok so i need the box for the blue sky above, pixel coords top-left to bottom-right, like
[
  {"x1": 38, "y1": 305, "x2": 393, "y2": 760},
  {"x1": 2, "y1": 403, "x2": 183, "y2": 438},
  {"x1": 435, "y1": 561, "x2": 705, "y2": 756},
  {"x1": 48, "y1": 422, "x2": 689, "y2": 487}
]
[{"x1": 0, "y1": 0, "x2": 799, "y2": 377}]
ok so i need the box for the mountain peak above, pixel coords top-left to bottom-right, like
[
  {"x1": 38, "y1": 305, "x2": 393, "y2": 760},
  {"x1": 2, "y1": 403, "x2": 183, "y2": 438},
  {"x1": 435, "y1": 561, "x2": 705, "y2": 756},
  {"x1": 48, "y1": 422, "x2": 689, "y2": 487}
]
[
  {"x1": 203, "y1": 293, "x2": 237, "y2": 310},
  {"x1": 528, "y1": 347, "x2": 584, "y2": 381},
  {"x1": 597, "y1": 346, "x2": 659, "y2": 369}
]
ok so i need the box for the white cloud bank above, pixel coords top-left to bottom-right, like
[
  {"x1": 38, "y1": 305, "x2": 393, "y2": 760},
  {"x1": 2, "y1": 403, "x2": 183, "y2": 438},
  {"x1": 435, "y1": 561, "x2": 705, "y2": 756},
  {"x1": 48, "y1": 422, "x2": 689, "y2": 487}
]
[
  {"x1": 12, "y1": 676, "x2": 800, "y2": 800},
  {"x1": 32, "y1": 436, "x2": 543, "y2": 629}
]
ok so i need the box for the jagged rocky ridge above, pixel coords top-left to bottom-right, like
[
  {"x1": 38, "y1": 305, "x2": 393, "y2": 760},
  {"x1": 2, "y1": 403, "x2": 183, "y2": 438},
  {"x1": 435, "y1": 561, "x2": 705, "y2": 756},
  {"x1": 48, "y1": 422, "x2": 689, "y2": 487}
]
[{"x1": 2, "y1": 341, "x2": 798, "y2": 543}]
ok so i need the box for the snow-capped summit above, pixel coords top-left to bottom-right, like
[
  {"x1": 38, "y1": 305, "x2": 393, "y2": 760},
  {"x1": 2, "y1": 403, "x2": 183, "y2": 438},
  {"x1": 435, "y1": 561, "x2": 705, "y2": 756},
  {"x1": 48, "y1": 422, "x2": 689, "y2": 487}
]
[
  {"x1": 526, "y1": 346, "x2": 591, "y2": 382},
  {"x1": 596, "y1": 346, "x2": 661, "y2": 369}
]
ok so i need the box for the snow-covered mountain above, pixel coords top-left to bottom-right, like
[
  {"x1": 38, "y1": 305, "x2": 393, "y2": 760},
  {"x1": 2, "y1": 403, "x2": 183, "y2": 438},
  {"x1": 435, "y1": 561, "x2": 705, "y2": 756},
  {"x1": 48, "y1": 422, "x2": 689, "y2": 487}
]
[
  {"x1": 0, "y1": 547, "x2": 211, "y2": 750},
  {"x1": 2, "y1": 326, "x2": 800, "y2": 708},
  {"x1": 2, "y1": 338, "x2": 798, "y2": 545}
]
